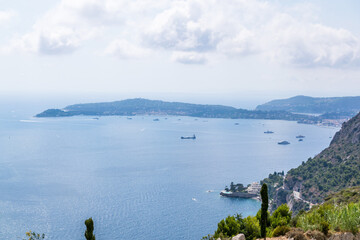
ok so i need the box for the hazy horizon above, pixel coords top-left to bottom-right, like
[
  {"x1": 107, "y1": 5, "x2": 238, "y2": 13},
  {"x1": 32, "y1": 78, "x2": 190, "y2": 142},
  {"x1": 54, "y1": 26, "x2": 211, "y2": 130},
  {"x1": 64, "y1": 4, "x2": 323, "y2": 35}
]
[{"x1": 1, "y1": 91, "x2": 360, "y2": 114}]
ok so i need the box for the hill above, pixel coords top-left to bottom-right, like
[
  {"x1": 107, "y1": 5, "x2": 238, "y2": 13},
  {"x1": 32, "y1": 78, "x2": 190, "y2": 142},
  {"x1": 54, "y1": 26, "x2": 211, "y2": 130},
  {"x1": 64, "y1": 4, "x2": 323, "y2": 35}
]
[
  {"x1": 35, "y1": 98, "x2": 319, "y2": 122},
  {"x1": 255, "y1": 95, "x2": 360, "y2": 117},
  {"x1": 266, "y1": 112, "x2": 360, "y2": 212}
]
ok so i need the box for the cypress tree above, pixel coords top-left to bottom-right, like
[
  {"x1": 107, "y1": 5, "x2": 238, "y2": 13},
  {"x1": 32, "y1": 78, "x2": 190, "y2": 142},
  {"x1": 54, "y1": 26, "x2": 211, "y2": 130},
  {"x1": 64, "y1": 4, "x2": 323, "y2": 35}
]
[
  {"x1": 84, "y1": 218, "x2": 96, "y2": 240},
  {"x1": 260, "y1": 183, "x2": 268, "y2": 240}
]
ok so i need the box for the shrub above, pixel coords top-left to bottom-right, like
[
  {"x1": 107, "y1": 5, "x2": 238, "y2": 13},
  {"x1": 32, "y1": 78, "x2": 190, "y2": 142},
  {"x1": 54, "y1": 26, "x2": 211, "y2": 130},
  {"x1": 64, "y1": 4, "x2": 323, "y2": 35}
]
[
  {"x1": 23, "y1": 231, "x2": 45, "y2": 240},
  {"x1": 272, "y1": 225, "x2": 291, "y2": 237},
  {"x1": 271, "y1": 204, "x2": 292, "y2": 228},
  {"x1": 320, "y1": 221, "x2": 330, "y2": 236},
  {"x1": 286, "y1": 228, "x2": 306, "y2": 240},
  {"x1": 243, "y1": 216, "x2": 261, "y2": 240},
  {"x1": 214, "y1": 215, "x2": 241, "y2": 238},
  {"x1": 298, "y1": 202, "x2": 360, "y2": 234},
  {"x1": 255, "y1": 209, "x2": 271, "y2": 227},
  {"x1": 304, "y1": 230, "x2": 326, "y2": 240}
]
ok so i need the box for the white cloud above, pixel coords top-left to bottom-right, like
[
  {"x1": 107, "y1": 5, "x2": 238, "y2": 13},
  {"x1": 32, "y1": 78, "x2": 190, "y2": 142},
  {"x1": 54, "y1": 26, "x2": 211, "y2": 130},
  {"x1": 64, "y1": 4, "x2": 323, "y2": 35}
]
[
  {"x1": 264, "y1": 13, "x2": 360, "y2": 67},
  {"x1": 4, "y1": 0, "x2": 360, "y2": 67},
  {"x1": 0, "y1": 10, "x2": 16, "y2": 24},
  {"x1": 171, "y1": 51, "x2": 206, "y2": 64},
  {"x1": 104, "y1": 39, "x2": 150, "y2": 59},
  {"x1": 145, "y1": 0, "x2": 360, "y2": 67}
]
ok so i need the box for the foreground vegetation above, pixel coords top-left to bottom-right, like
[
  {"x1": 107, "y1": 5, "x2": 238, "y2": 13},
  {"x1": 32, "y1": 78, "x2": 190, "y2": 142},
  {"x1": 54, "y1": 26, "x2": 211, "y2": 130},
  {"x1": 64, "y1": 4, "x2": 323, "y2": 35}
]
[
  {"x1": 23, "y1": 217, "x2": 95, "y2": 240},
  {"x1": 296, "y1": 202, "x2": 360, "y2": 234},
  {"x1": 204, "y1": 186, "x2": 360, "y2": 239}
]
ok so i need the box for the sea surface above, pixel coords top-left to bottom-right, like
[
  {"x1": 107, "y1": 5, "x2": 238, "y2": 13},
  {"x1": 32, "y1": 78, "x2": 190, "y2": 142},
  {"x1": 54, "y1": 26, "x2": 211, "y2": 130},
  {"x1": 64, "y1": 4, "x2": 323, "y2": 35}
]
[{"x1": 0, "y1": 103, "x2": 339, "y2": 240}]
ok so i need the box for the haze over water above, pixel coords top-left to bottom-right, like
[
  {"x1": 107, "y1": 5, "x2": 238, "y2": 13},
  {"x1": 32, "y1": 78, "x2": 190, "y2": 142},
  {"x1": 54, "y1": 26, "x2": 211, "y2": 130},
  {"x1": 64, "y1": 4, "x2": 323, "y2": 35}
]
[{"x1": 0, "y1": 101, "x2": 339, "y2": 239}]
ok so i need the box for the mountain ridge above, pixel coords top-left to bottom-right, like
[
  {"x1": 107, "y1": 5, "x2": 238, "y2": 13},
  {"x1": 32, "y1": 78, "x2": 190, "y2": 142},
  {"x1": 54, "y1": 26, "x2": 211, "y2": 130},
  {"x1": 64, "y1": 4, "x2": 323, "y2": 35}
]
[{"x1": 256, "y1": 95, "x2": 360, "y2": 116}]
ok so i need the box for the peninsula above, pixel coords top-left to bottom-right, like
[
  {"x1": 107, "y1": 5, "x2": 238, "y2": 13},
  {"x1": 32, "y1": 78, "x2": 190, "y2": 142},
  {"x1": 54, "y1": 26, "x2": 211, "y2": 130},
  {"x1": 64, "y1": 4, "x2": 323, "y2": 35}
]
[{"x1": 36, "y1": 98, "x2": 322, "y2": 124}]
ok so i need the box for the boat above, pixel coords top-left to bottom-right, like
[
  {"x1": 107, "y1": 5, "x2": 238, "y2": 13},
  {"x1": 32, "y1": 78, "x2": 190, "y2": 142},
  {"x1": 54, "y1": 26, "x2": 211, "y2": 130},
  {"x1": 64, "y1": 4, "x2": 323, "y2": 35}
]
[
  {"x1": 234, "y1": 123, "x2": 239, "y2": 125},
  {"x1": 278, "y1": 141, "x2": 290, "y2": 145},
  {"x1": 298, "y1": 139, "x2": 303, "y2": 142},
  {"x1": 181, "y1": 134, "x2": 196, "y2": 140},
  {"x1": 153, "y1": 118, "x2": 160, "y2": 121},
  {"x1": 296, "y1": 135, "x2": 305, "y2": 138},
  {"x1": 264, "y1": 130, "x2": 274, "y2": 134}
]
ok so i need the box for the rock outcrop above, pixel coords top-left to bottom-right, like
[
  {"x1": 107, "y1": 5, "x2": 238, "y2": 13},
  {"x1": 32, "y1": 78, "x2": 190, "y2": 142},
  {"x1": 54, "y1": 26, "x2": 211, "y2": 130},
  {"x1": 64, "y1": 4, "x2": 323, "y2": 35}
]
[{"x1": 232, "y1": 234, "x2": 246, "y2": 240}]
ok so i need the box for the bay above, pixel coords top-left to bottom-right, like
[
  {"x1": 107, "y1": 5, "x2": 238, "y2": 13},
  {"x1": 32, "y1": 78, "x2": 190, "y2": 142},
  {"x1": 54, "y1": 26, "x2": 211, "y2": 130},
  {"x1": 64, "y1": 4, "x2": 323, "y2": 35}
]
[{"x1": 0, "y1": 107, "x2": 339, "y2": 239}]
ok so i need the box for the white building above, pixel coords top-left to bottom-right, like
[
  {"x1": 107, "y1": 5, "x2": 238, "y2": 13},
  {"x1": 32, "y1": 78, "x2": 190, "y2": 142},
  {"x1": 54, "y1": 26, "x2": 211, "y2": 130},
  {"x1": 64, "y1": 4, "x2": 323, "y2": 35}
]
[{"x1": 246, "y1": 182, "x2": 262, "y2": 195}]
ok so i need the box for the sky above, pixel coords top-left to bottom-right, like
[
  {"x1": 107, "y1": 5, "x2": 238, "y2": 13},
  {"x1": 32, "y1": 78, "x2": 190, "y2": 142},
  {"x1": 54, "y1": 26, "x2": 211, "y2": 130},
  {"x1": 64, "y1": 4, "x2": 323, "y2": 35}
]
[{"x1": 0, "y1": 0, "x2": 359, "y2": 106}]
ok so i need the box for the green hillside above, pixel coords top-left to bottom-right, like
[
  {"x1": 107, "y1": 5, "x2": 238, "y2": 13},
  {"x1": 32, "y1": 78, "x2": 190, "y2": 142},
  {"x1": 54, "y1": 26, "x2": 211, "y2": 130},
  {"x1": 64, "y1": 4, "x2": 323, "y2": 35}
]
[{"x1": 284, "y1": 112, "x2": 360, "y2": 204}]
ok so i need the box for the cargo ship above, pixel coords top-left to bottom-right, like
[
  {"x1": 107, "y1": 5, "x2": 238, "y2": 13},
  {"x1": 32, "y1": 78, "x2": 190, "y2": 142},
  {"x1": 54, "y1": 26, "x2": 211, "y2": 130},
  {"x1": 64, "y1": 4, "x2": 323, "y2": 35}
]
[{"x1": 181, "y1": 134, "x2": 196, "y2": 139}]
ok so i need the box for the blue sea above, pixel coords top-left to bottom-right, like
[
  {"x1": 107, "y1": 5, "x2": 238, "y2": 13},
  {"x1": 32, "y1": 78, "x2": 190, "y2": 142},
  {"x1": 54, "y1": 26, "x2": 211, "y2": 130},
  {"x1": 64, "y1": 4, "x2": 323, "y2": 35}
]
[{"x1": 0, "y1": 100, "x2": 339, "y2": 240}]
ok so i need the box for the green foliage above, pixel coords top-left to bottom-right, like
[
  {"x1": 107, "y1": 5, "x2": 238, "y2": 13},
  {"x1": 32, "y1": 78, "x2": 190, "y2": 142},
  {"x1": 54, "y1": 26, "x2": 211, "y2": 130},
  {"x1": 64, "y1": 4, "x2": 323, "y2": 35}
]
[
  {"x1": 320, "y1": 221, "x2": 329, "y2": 236},
  {"x1": 297, "y1": 202, "x2": 360, "y2": 234},
  {"x1": 290, "y1": 210, "x2": 305, "y2": 227},
  {"x1": 225, "y1": 182, "x2": 247, "y2": 192},
  {"x1": 214, "y1": 215, "x2": 241, "y2": 238},
  {"x1": 84, "y1": 218, "x2": 96, "y2": 240},
  {"x1": 285, "y1": 113, "x2": 360, "y2": 205},
  {"x1": 213, "y1": 214, "x2": 260, "y2": 240},
  {"x1": 23, "y1": 231, "x2": 45, "y2": 240},
  {"x1": 243, "y1": 216, "x2": 261, "y2": 240},
  {"x1": 256, "y1": 209, "x2": 271, "y2": 227},
  {"x1": 260, "y1": 183, "x2": 268, "y2": 239},
  {"x1": 324, "y1": 186, "x2": 360, "y2": 205},
  {"x1": 272, "y1": 225, "x2": 290, "y2": 237},
  {"x1": 201, "y1": 234, "x2": 215, "y2": 240},
  {"x1": 270, "y1": 204, "x2": 292, "y2": 228}
]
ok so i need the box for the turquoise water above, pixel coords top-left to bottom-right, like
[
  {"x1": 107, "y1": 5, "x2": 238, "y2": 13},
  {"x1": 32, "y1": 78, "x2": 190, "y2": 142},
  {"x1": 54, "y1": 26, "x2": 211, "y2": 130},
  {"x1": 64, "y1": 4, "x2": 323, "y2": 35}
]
[{"x1": 0, "y1": 104, "x2": 339, "y2": 239}]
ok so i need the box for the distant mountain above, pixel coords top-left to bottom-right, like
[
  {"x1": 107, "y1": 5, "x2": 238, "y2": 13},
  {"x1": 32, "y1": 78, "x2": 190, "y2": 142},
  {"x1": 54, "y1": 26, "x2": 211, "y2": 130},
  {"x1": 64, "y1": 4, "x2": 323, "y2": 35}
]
[
  {"x1": 35, "y1": 98, "x2": 319, "y2": 122},
  {"x1": 264, "y1": 112, "x2": 360, "y2": 213},
  {"x1": 256, "y1": 95, "x2": 360, "y2": 116}
]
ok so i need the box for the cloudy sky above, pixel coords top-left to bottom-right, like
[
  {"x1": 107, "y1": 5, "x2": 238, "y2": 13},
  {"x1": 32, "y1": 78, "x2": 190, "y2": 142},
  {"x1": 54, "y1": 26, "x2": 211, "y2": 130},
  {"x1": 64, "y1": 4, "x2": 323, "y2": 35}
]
[{"x1": 1, "y1": 0, "x2": 359, "y2": 104}]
